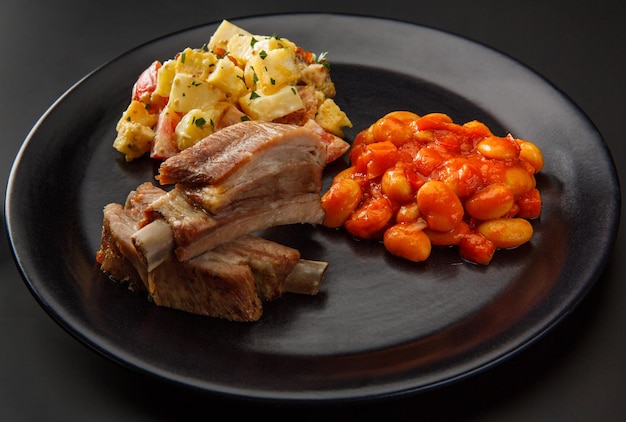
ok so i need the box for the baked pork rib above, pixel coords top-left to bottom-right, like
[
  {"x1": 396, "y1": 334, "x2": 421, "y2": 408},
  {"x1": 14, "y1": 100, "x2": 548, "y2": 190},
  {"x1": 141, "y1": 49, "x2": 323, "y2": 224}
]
[
  {"x1": 153, "y1": 121, "x2": 327, "y2": 261},
  {"x1": 97, "y1": 121, "x2": 332, "y2": 321}
]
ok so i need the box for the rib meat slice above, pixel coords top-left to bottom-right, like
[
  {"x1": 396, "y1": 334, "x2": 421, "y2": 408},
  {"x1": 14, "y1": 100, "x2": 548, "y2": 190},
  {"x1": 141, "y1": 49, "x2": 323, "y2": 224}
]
[
  {"x1": 156, "y1": 121, "x2": 327, "y2": 187},
  {"x1": 145, "y1": 181, "x2": 323, "y2": 262},
  {"x1": 150, "y1": 121, "x2": 327, "y2": 260},
  {"x1": 180, "y1": 157, "x2": 323, "y2": 215},
  {"x1": 205, "y1": 235, "x2": 301, "y2": 301},
  {"x1": 149, "y1": 234, "x2": 302, "y2": 321},
  {"x1": 149, "y1": 254, "x2": 263, "y2": 322}
]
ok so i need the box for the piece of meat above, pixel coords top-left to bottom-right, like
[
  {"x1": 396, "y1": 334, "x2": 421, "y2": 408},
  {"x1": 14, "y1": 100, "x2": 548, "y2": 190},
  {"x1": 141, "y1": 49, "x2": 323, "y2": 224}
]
[
  {"x1": 156, "y1": 121, "x2": 326, "y2": 186},
  {"x1": 180, "y1": 158, "x2": 323, "y2": 214},
  {"x1": 206, "y1": 234, "x2": 300, "y2": 301},
  {"x1": 97, "y1": 203, "x2": 146, "y2": 291},
  {"x1": 98, "y1": 121, "x2": 333, "y2": 321},
  {"x1": 149, "y1": 254, "x2": 263, "y2": 322},
  {"x1": 147, "y1": 122, "x2": 327, "y2": 260},
  {"x1": 97, "y1": 183, "x2": 169, "y2": 291},
  {"x1": 147, "y1": 186, "x2": 323, "y2": 261},
  {"x1": 150, "y1": 234, "x2": 302, "y2": 320}
]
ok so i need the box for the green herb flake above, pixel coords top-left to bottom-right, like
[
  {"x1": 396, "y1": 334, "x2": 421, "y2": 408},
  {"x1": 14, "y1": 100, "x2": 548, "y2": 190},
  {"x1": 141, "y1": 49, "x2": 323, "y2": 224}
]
[
  {"x1": 249, "y1": 91, "x2": 261, "y2": 100},
  {"x1": 194, "y1": 117, "x2": 207, "y2": 128},
  {"x1": 181, "y1": 51, "x2": 186, "y2": 64},
  {"x1": 250, "y1": 37, "x2": 258, "y2": 48},
  {"x1": 259, "y1": 50, "x2": 267, "y2": 59},
  {"x1": 241, "y1": 115, "x2": 251, "y2": 121}
]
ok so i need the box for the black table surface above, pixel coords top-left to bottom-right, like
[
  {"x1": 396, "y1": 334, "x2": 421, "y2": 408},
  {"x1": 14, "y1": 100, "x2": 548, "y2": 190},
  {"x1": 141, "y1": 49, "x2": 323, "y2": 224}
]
[{"x1": 2, "y1": 1, "x2": 624, "y2": 420}]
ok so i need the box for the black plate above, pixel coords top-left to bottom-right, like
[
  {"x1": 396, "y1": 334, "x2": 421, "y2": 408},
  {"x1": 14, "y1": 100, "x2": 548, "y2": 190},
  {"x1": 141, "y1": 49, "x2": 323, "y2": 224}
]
[{"x1": 5, "y1": 13, "x2": 620, "y2": 402}]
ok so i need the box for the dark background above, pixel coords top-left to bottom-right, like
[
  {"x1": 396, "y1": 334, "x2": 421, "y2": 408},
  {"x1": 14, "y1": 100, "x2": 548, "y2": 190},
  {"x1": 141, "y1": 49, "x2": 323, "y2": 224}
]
[{"x1": 1, "y1": 1, "x2": 624, "y2": 420}]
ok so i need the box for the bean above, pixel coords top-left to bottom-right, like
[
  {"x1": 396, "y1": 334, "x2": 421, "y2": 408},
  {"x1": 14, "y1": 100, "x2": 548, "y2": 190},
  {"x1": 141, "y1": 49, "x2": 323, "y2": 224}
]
[
  {"x1": 425, "y1": 221, "x2": 470, "y2": 246},
  {"x1": 382, "y1": 166, "x2": 414, "y2": 203},
  {"x1": 477, "y1": 136, "x2": 520, "y2": 160},
  {"x1": 463, "y1": 120, "x2": 493, "y2": 138},
  {"x1": 517, "y1": 140, "x2": 544, "y2": 173},
  {"x1": 504, "y1": 165, "x2": 536, "y2": 196},
  {"x1": 331, "y1": 165, "x2": 357, "y2": 184},
  {"x1": 372, "y1": 116, "x2": 413, "y2": 146},
  {"x1": 383, "y1": 110, "x2": 420, "y2": 123},
  {"x1": 321, "y1": 178, "x2": 362, "y2": 228},
  {"x1": 384, "y1": 221, "x2": 431, "y2": 262},
  {"x1": 416, "y1": 180, "x2": 464, "y2": 232},
  {"x1": 477, "y1": 218, "x2": 533, "y2": 249},
  {"x1": 465, "y1": 183, "x2": 514, "y2": 220},
  {"x1": 396, "y1": 202, "x2": 420, "y2": 223}
]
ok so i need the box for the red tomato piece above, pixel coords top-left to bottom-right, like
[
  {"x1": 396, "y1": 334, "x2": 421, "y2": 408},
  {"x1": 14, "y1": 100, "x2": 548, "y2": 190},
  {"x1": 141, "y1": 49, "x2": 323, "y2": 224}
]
[
  {"x1": 132, "y1": 60, "x2": 161, "y2": 104},
  {"x1": 151, "y1": 108, "x2": 181, "y2": 160}
]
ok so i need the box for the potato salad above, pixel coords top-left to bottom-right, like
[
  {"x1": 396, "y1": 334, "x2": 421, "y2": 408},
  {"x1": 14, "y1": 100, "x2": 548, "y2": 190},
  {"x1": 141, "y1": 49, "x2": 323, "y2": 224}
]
[{"x1": 113, "y1": 20, "x2": 352, "y2": 161}]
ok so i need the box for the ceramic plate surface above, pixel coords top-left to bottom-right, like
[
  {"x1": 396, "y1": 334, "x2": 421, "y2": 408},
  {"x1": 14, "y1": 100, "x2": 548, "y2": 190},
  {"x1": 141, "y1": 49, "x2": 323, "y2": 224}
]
[{"x1": 6, "y1": 13, "x2": 620, "y2": 402}]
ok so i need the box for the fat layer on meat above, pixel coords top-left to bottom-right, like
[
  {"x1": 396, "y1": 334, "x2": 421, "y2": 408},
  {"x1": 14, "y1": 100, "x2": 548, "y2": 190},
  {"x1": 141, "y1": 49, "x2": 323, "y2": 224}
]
[{"x1": 156, "y1": 121, "x2": 327, "y2": 186}]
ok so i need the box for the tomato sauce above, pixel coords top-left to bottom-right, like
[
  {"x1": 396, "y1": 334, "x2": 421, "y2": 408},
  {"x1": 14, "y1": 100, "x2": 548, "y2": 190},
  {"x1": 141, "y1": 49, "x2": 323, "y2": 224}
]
[{"x1": 321, "y1": 111, "x2": 543, "y2": 264}]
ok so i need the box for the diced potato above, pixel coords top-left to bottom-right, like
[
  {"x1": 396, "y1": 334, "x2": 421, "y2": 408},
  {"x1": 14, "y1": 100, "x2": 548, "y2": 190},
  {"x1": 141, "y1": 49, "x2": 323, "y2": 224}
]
[
  {"x1": 252, "y1": 35, "x2": 297, "y2": 55},
  {"x1": 226, "y1": 34, "x2": 255, "y2": 65},
  {"x1": 175, "y1": 48, "x2": 218, "y2": 80},
  {"x1": 113, "y1": 122, "x2": 155, "y2": 161},
  {"x1": 207, "y1": 58, "x2": 247, "y2": 99},
  {"x1": 167, "y1": 73, "x2": 226, "y2": 114},
  {"x1": 208, "y1": 20, "x2": 253, "y2": 51},
  {"x1": 244, "y1": 48, "x2": 300, "y2": 93},
  {"x1": 238, "y1": 85, "x2": 304, "y2": 121},
  {"x1": 154, "y1": 59, "x2": 176, "y2": 98},
  {"x1": 315, "y1": 98, "x2": 353, "y2": 137},
  {"x1": 116, "y1": 100, "x2": 159, "y2": 130},
  {"x1": 174, "y1": 105, "x2": 229, "y2": 150}
]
